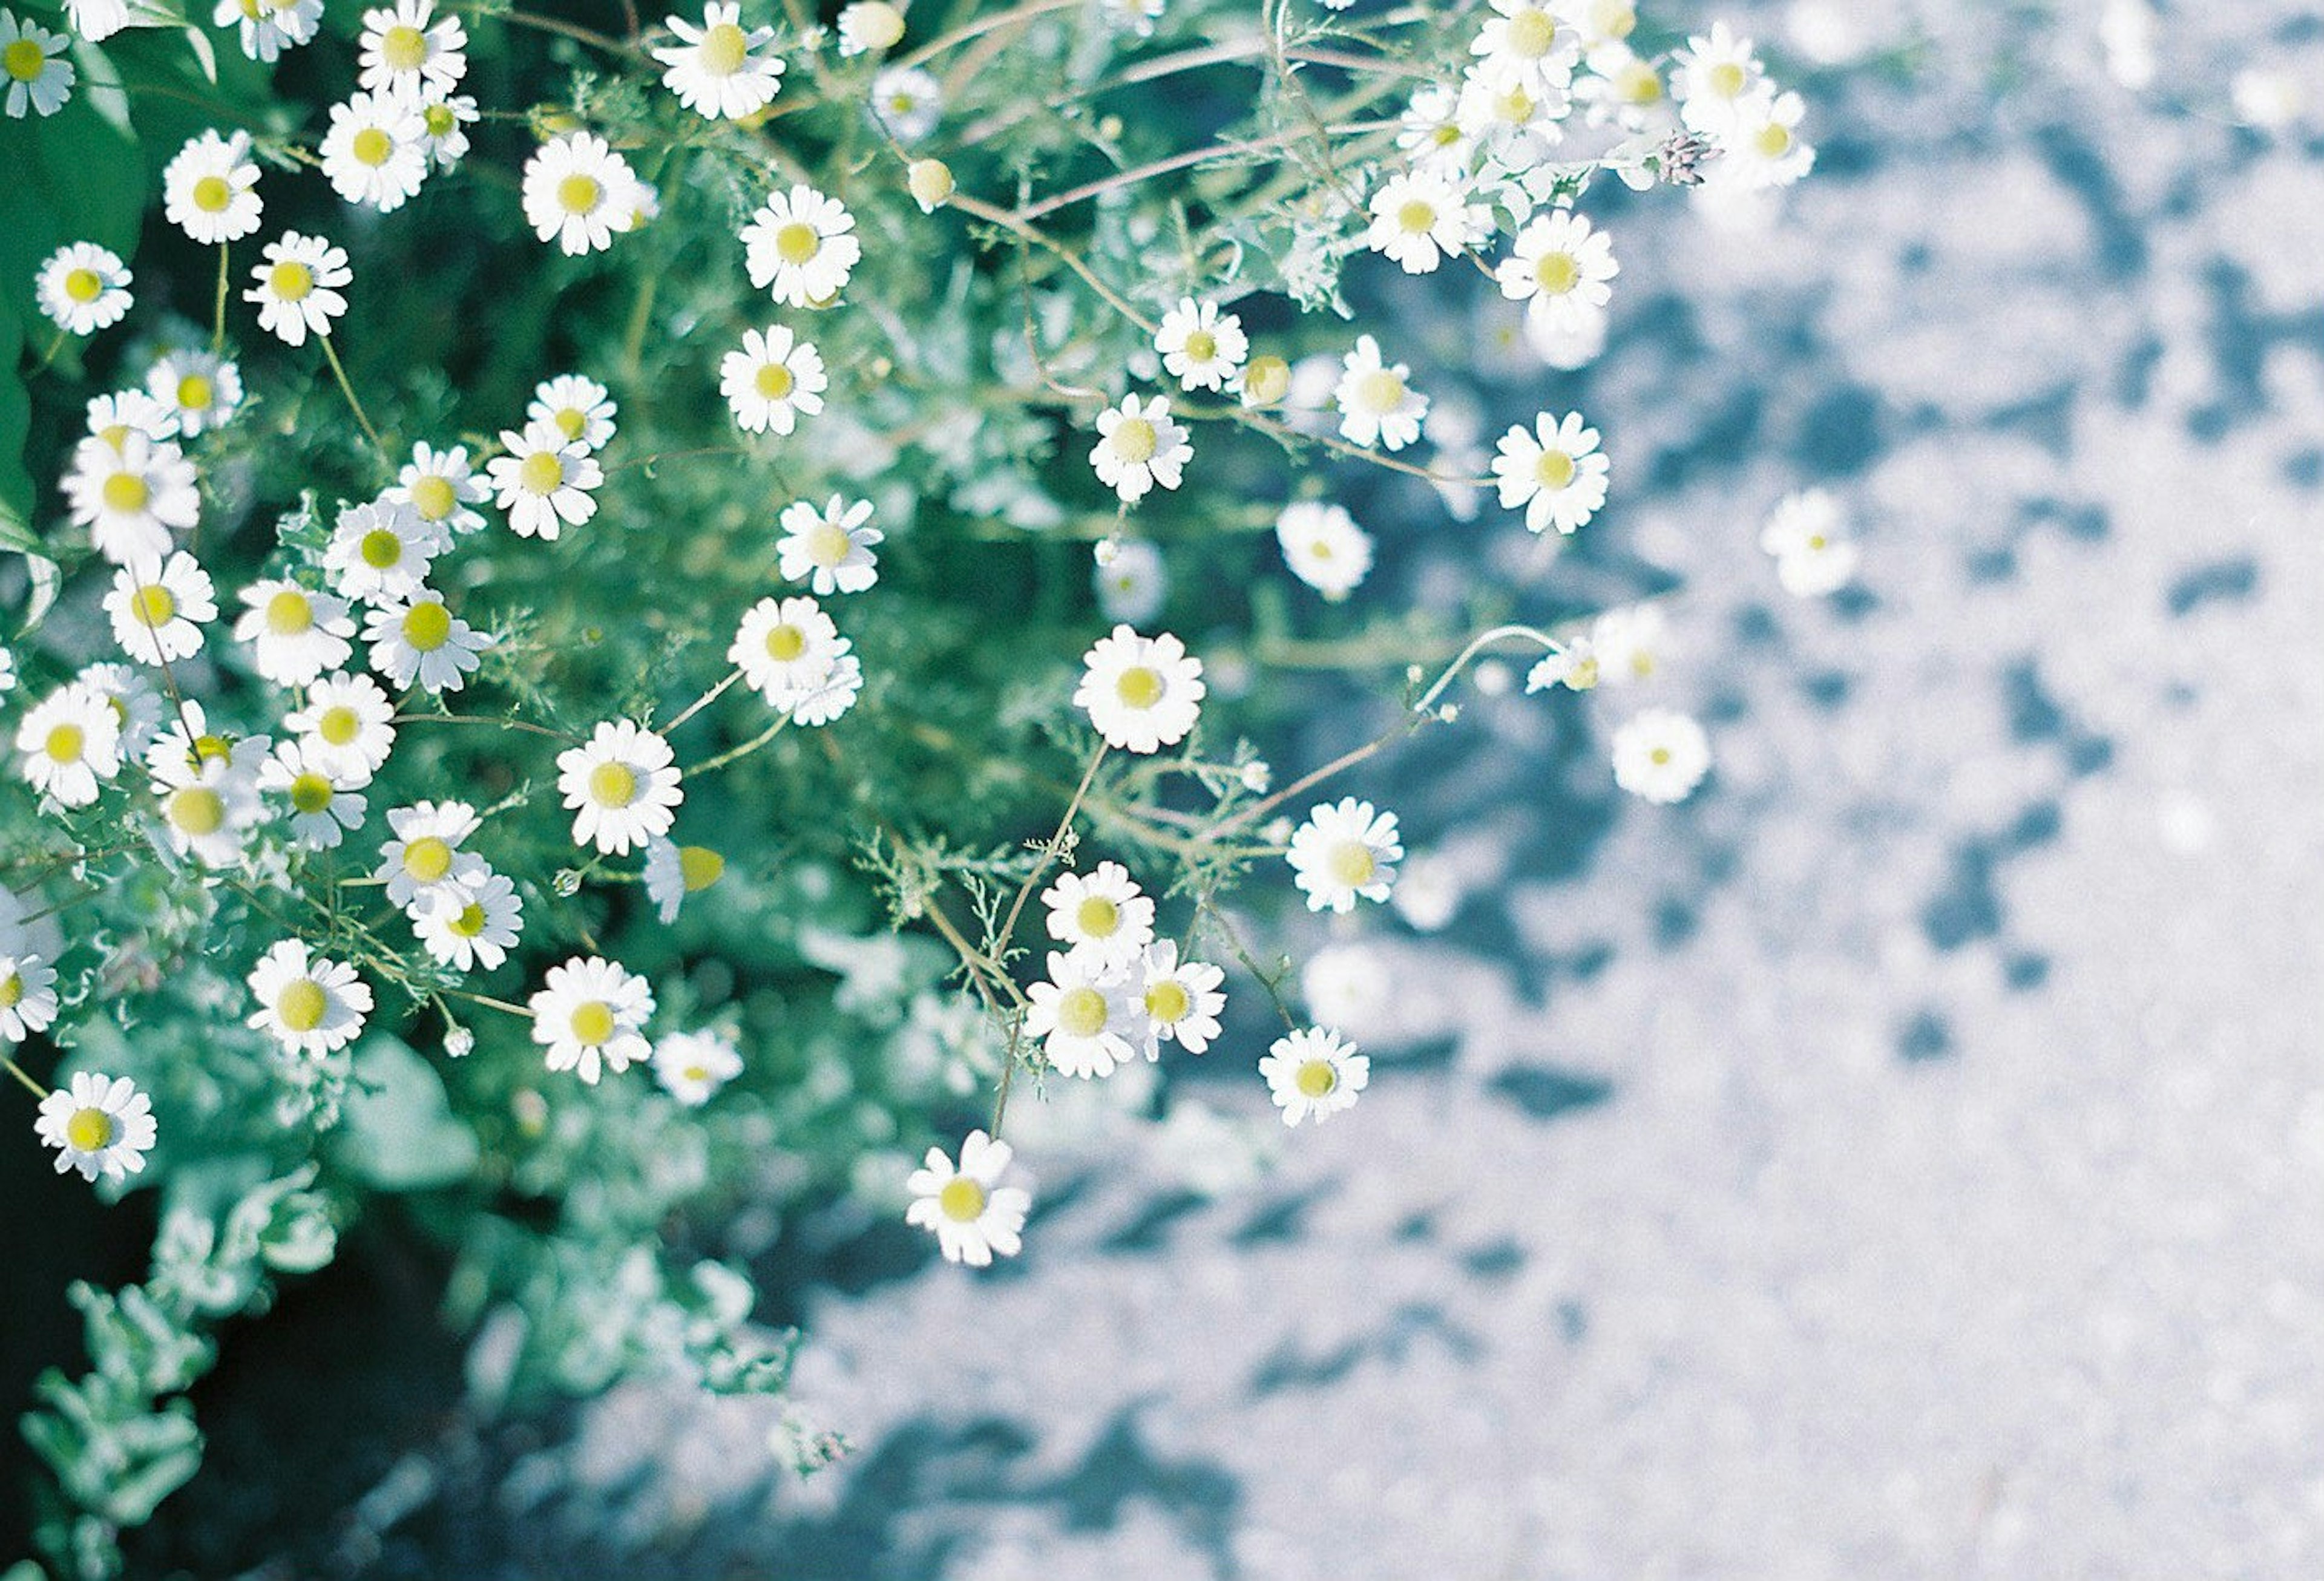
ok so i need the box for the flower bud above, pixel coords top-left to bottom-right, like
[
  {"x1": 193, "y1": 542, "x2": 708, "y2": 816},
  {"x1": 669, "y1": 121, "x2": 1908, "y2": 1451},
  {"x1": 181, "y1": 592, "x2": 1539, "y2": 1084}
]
[
  {"x1": 1240, "y1": 355, "x2": 1291, "y2": 407},
  {"x1": 841, "y1": 1, "x2": 906, "y2": 53},
  {"x1": 907, "y1": 157, "x2": 954, "y2": 213}
]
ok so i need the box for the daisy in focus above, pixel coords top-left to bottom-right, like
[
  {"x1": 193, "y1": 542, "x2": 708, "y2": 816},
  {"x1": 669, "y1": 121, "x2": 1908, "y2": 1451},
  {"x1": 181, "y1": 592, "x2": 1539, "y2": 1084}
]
[
  {"x1": 246, "y1": 232, "x2": 351, "y2": 347},
  {"x1": 0, "y1": 953, "x2": 59, "y2": 1044},
  {"x1": 1364, "y1": 169, "x2": 1486, "y2": 273},
  {"x1": 529, "y1": 954, "x2": 654, "y2": 1084},
  {"x1": 364, "y1": 594, "x2": 493, "y2": 694},
  {"x1": 358, "y1": 0, "x2": 467, "y2": 99},
  {"x1": 1496, "y1": 210, "x2": 1617, "y2": 333},
  {"x1": 523, "y1": 133, "x2": 645, "y2": 255},
  {"x1": 1074, "y1": 624, "x2": 1204, "y2": 753},
  {"x1": 412, "y1": 868, "x2": 523, "y2": 971},
  {"x1": 1138, "y1": 941, "x2": 1226, "y2": 1056},
  {"x1": 1260, "y1": 1027, "x2": 1368, "y2": 1127},
  {"x1": 36, "y1": 243, "x2": 132, "y2": 337},
  {"x1": 776, "y1": 496, "x2": 882, "y2": 595},
  {"x1": 162, "y1": 129, "x2": 264, "y2": 244},
  {"x1": 720, "y1": 326, "x2": 826, "y2": 435},
  {"x1": 1333, "y1": 336, "x2": 1429, "y2": 451},
  {"x1": 527, "y1": 375, "x2": 619, "y2": 454},
  {"x1": 741, "y1": 183, "x2": 860, "y2": 307},
  {"x1": 487, "y1": 423, "x2": 603, "y2": 539},
  {"x1": 1492, "y1": 411, "x2": 1610, "y2": 535},
  {"x1": 1022, "y1": 952, "x2": 1144, "y2": 1078},
  {"x1": 35, "y1": 1073, "x2": 157, "y2": 1185},
  {"x1": 376, "y1": 799, "x2": 482, "y2": 910},
  {"x1": 1041, "y1": 860, "x2": 1155, "y2": 974},
  {"x1": 1089, "y1": 394, "x2": 1190, "y2": 505},
  {"x1": 246, "y1": 939, "x2": 372, "y2": 1056},
  {"x1": 1287, "y1": 797, "x2": 1403, "y2": 914},
  {"x1": 557, "y1": 721, "x2": 682, "y2": 856},
  {"x1": 1153, "y1": 299, "x2": 1249, "y2": 393},
  {"x1": 905, "y1": 1129, "x2": 1030, "y2": 1267},
  {"x1": 655, "y1": 4, "x2": 784, "y2": 121},
  {"x1": 103, "y1": 552, "x2": 215, "y2": 666}
]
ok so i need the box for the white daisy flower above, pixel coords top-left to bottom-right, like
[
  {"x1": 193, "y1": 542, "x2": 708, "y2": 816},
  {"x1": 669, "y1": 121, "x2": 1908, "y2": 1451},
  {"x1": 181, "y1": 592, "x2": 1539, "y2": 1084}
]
[
  {"x1": 869, "y1": 65, "x2": 941, "y2": 142},
  {"x1": 1275, "y1": 500, "x2": 1373, "y2": 601},
  {"x1": 1287, "y1": 797, "x2": 1403, "y2": 914},
  {"x1": 146, "y1": 350, "x2": 242, "y2": 437},
  {"x1": 776, "y1": 495, "x2": 881, "y2": 595},
  {"x1": 1094, "y1": 538, "x2": 1166, "y2": 626},
  {"x1": 247, "y1": 938, "x2": 370, "y2": 1055},
  {"x1": 729, "y1": 595, "x2": 845, "y2": 706},
  {"x1": 905, "y1": 1129, "x2": 1031, "y2": 1267},
  {"x1": 358, "y1": 0, "x2": 467, "y2": 98},
  {"x1": 35, "y1": 1072, "x2": 157, "y2": 1184},
  {"x1": 233, "y1": 580, "x2": 358, "y2": 690},
  {"x1": 84, "y1": 390, "x2": 180, "y2": 451},
  {"x1": 1495, "y1": 209, "x2": 1616, "y2": 333},
  {"x1": 1492, "y1": 411, "x2": 1609, "y2": 534},
  {"x1": 1041, "y1": 859, "x2": 1154, "y2": 974},
  {"x1": 162, "y1": 129, "x2": 264, "y2": 244},
  {"x1": 1153, "y1": 299, "x2": 1248, "y2": 394},
  {"x1": 0, "y1": 650, "x2": 14, "y2": 695},
  {"x1": 142, "y1": 698, "x2": 265, "y2": 784},
  {"x1": 522, "y1": 132, "x2": 645, "y2": 255},
  {"x1": 1364, "y1": 169, "x2": 1487, "y2": 273},
  {"x1": 1137, "y1": 940, "x2": 1226, "y2": 1056},
  {"x1": 245, "y1": 231, "x2": 350, "y2": 347},
  {"x1": 652, "y1": 1027, "x2": 742, "y2": 1105},
  {"x1": 1760, "y1": 487, "x2": 1859, "y2": 597},
  {"x1": 389, "y1": 442, "x2": 490, "y2": 538},
  {"x1": 1469, "y1": 0, "x2": 1579, "y2": 91},
  {"x1": 258, "y1": 739, "x2": 367, "y2": 849},
  {"x1": 415, "y1": 92, "x2": 478, "y2": 169},
  {"x1": 0, "y1": 952, "x2": 59, "y2": 1042},
  {"x1": 17, "y1": 683, "x2": 122, "y2": 807},
  {"x1": 64, "y1": 433, "x2": 199, "y2": 565},
  {"x1": 557, "y1": 720, "x2": 681, "y2": 856},
  {"x1": 66, "y1": 0, "x2": 131, "y2": 42},
  {"x1": 412, "y1": 865, "x2": 522, "y2": 971},
  {"x1": 1590, "y1": 602, "x2": 1667, "y2": 684},
  {"x1": 720, "y1": 324, "x2": 826, "y2": 436},
  {"x1": 1, "y1": 11, "x2": 74, "y2": 118},
  {"x1": 527, "y1": 374, "x2": 617, "y2": 454},
  {"x1": 654, "y1": 3, "x2": 783, "y2": 120},
  {"x1": 215, "y1": 0, "x2": 323, "y2": 62},
  {"x1": 529, "y1": 955, "x2": 653, "y2": 1084},
  {"x1": 785, "y1": 650, "x2": 862, "y2": 727},
  {"x1": 1333, "y1": 336, "x2": 1428, "y2": 451},
  {"x1": 1260, "y1": 1027, "x2": 1368, "y2": 1126},
  {"x1": 836, "y1": 0, "x2": 904, "y2": 55},
  {"x1": 36, "y1": 242, "x2": 131, "y2": 336},
  {"x1": 76, "y1": 663, "x2": 161, "y2": 758},
  {"x1": 1089, "y1": 393, "x2": 1190, "y2": 505},
  {"x1": 283, "y1": 671, "x2": 396, "y2": 782},
  {"x1": 324, "y1": 497, "x2": 439, "y2": 607},
  {"x1": 1714, "y1": 87, "x2": 1814, "y2": 191},
  {"x1": 1397, "y1": 82, "x2": 1472, "y2": 169},
  {"x1": 642, "y1": 837, "x2": 723, "y2": 923},
  {"x1": 1525, "y1": 637, "x2": 1600, "y2": 693},
  {"x1": 321, "y1": 90, "x2": 430, "y2": 213},
  {"x1": 487, "y1": 421, "x2": 602, "y2": 539},
  {"x1": 1022, "y1": 951, "x2": 1145, "y2": 1078},
  {"x1": 364, "y1": 593, "x2": 492, "y2": 693},
  {"x1": 1612, "y1": 708, "x2": 1712, "y2": 804},
  {"x1": 741, "y1": 183, "x2": 861, "y2": 307},
  {"x1": 149, "y1": 730, "x2": 266, "y2": 868},
  {"x1": 1074, "y1": 623, "x2": 1203, "y2": 753},
  {"x1": 376, "y1": 798, "x2": 481, "y2": 909},
  {"x1": 1574, "y1": 0, "x2": 1635, "y2": 47},
  {"x1": 103, "y1": 551, "x2": 215, "y2": 666},
  {"x1": 1671, "y1": 20, "x2": 1764, "y2": 133}
]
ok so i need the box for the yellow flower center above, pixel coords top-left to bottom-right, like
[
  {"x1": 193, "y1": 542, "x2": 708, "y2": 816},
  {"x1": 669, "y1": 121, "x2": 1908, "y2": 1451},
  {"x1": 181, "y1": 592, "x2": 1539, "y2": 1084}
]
[
  {"x1": 1495, "y1": 84, "x2": 1535, "y2": 123},
  {"x1": 402, "y1": 836, "x2": 454, "y2": 882},
  {"x1": 1114, "y1": 666, "x2": 1164, "y2": 709},
  {"x1": 318, "y1": 705, "x2": 361, "y2": 745},
  {"x1": 266, "y1": 589, "x2": 313, "y2": 635},
  {"x1": 450, "y1": 902, "x2": 487, "y2": 937},
  {"x1": 423, "y1": 102, "x2": 456, "y2": 136},
  {"x1": 937, "y1": 1176, "x2": 986, "y2": 1222},
  {"x1": 1650, "y1": 745, "x2": 1672, "y2": 766},
  {"x1": 1183, "y1": 329, "x2": 1217, "y2": 362},
  {"x1": 700, "y1": 20, "x2": 749, "y2": 74},
  {"x1": 362, "y1": 526, "x2": 409, "y2": 568},
  {"x1": 1592, "y1": 0, "x2": 1635, "y2": 37},
  {"x1": 277, "y1": 977, "x2": 328, "y2": 1032},
  {"x1": 1534, "y1": 448, "x2": 1577, "y2": 489},
  {"x1": 807, "y1": 520, "x2": 852, "y2": 567},
  {"x1": 588, "y1": 762, "x2": 638, "y2": 807},
  {"x1": 380, "y1": 22, "x2": 427, "y2": 70},
  {"x1": 42, "y1": 724, "x2": 82, "y2": 764},
  {"x1": 1075, "y1": 895, "x2": 1119, "y2": 937},
  {"x1": 1056, "y1": 985, "x2": 1108, "y2": 1039},
  {"x1": 1396, "y1": 198, "x2": 1437, "y2": 235},
  {"x1": 1534, "y1": 250, "x2": 1580, "y2": 294},
  {"x1": 1618, "y1": 62, "x2": 1661, "y2": 103},
  {"x1": 1109, "y1": 417, "x2": 1157, "y2": 464},
  {"x1": 1707, "y1": 61, "x2": 1746, "y2": 98},
  {"x1": 352, "y1": 126, "x2": 395, "y2": 168},
  {"x1": 2, "y1": 39, "x2": 45, "y2": 82},
  {"x1": 269, "y1": 261, "x2": 315, "y2": 301},
  {"x1": 1145, "y1": 980, "x2": 1190, "y2": 1024},
  {"x1": 168, "y1": 786, "x2": 226, "y2": 835},
  {"x1": 679, "y1": 846, "x2": 724, "y2": 891},
  {"x1": 570, "y1": 1000, "x2": 615, "y2": 1044},
  {"x1": 289, "y1": 771, "x2": 333, "y2": 814},
  {"x1": 402, "y1": 601, "x2": 453, "y2": 650},
  {"x1": 773, "y1": 221, "x2": 820, "y2": 264},
  {"x1": 1242, "y1": 355, "x2": 1290, "y2": 405},
  {"x1": 0, "y1": 974, "x2": 21, "y2": 1008},
  {"x1": 409, "y1": 474, "x2": 456, "y2": 520},
  {"x1": 1295, "y1": 1058, "x2": 1338, "y2": 1098},
  {"x1": 1754, "y1": 121, "x2": 1793, "y2": 158},
  {"x1": 64, "y1": 268, "x2": 103, "y2": 304},
  {"x1": 130, "y1": 584, "x2": 177, "y2": 627},
  {"x1": 65, "y1": 1108, "x2": 114, "y2": 1152},
  {"x1": 518, "y1": 450, "x2": 566, "y2": 495},
  {"x1": 1356, "y1": 368, "x2": 1405, "y2": 413},
  {"x1": 1504, "y1": 6, "x2": 1556, "y2": 58},
  {"x1": 102, "y1": 473, "x2": 151, "y2": 514},
  {"x1": 753, "y1": 360, "x2": 794, "y2": 399},
  {"x1": 553, "y1": 406, "x2": 588, "y2": 442},
  {"x1": 192, "y1": 174, "x2": 233, "y2": 212},
  {"x1": 764, "y1": 623, "x2": 806, "y2": 661},
  {"x1": 193, "y1": 733, "x2": 234, "y2": 764},
  {"x1": 558, "y1": 174, "x2": 602, "y2": 215},
  {"x1": 178, "y1": 373, "x2": 216, "y2": 412},
  {"x1": 1328, "y1": 840, "x2": 1377, "y2": 888}
]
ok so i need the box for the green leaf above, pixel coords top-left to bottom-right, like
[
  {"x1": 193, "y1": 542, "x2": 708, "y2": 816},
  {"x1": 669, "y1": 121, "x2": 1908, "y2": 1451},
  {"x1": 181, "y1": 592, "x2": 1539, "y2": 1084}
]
[{"x1": 333, "y1": 1037, "x2": 480, "y2": 1191}]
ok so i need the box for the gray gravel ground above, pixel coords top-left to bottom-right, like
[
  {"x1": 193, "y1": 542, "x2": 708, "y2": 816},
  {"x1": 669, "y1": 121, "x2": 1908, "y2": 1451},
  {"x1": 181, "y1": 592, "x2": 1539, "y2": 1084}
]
[{"x1": 317, "y1": 2, "x2": 2324, "y2": 1576}]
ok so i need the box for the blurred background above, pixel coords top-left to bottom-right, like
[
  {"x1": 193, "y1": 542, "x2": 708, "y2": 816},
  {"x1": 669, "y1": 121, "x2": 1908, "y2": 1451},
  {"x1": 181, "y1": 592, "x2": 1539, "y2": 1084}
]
[{"x1": 10, "y1": 0, "x2": 2324, "y2": 1575}]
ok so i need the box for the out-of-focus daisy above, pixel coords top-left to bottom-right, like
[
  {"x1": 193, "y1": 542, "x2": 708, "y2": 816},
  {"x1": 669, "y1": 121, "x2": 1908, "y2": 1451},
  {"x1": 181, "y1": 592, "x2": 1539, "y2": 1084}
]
[
  {"x1": 1671, "y1": 19, "x2": 1764, "y2": 133},
  {"x1": 1275, "y1": 500, "x2": 1373, "y2": 601},
  {"x1": 869, "y1": 65, "x2": 940, "y2": 142},
  {"x1": 527, "y1": 375, "x2": 617, "y2": 454},
  {"x1": 652, "y1": 1027, "x2": 742, "y2": 1105},
  {"x1": 1, "y1": 11, "x2": 74, "y2": 119},
  {"x1": 1759, "y1": 487, "x2": 1859, "y2": 596},
  {"x1": 1094, "y1": 538, "x2": 1167, "y2": 626},
  {"x1": 905, "y1": 1129, "x2": 1030, "y2": 1266},
  {"x1": 416, "y1": 92, "x2": 478, "y2": 169},
  {"x1": 1333, "y1": 336, "x2": 1428, "y2": 450},
  {"x1": 64, "y1": 433, "x2": 199, "y2": 566},
  {"x1": 1611, "y1": 709, "x2": 1710, "y2": 803},
  {"x1": 216, "y1": 0, "x2": 322, "y2": 62},
  {"x1": 836, "y1": 0, "x2": 904, "y2": 55},
  {"x1": 146, "y1": 350, "x2": 242, "y2": 437}
]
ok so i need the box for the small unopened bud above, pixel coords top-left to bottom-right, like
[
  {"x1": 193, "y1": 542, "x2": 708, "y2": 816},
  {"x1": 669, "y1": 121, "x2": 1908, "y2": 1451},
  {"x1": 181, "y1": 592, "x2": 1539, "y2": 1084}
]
[
  {"x1": 840, "y1": 1, "x2": 906, "y2": 53},
  {"x1": 678, "y1": 846, "x2": 724, "y2": 892},
  {"x1": 907, "y1": 158, "x2": 954, "y2": 213},
  {"x1": 445, "y1": 1026, "x2": 476, "y2": 1059},
  {"x1": 1240, "y1": 355, "x2": 1290, "y2": 407},
  {"x1": 1655, "y1": 131, "x2": 1718, "y2": 188}
]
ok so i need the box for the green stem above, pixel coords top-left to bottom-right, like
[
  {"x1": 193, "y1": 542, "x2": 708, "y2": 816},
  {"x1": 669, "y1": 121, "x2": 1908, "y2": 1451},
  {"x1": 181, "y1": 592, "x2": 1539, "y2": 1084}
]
[
  {"x1": 212, "y1": 243, "x2": 229, "y2": 353},
  {"x1": 318, "y1": 333, "x2": 387, "y2": 460},
  {"x1": 2, "y1": 1053, "x2": 47, "y2": 1101},
  {"x1": 684, "y1": 714, "x2": 790, "y2": 777}
]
